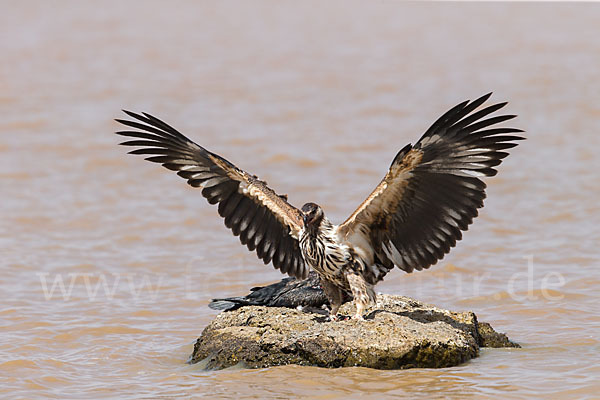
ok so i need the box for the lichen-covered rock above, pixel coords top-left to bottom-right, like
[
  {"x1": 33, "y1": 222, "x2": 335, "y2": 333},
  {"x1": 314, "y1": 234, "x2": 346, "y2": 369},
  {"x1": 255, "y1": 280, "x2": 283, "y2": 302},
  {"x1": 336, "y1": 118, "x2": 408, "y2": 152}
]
[{"x1": 190, "y1": 294, "x2": 518, "y2": 370}]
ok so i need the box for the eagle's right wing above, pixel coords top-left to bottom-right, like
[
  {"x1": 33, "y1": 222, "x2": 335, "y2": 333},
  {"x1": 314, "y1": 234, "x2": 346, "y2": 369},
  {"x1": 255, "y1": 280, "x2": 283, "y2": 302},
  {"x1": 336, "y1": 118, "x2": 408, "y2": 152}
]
[
  {"x1": 116, "y1": 111, "x2": 308, "y2": 279},
  {"x1": 338, "y1": 93, "x2": 524, "y2": 278}
]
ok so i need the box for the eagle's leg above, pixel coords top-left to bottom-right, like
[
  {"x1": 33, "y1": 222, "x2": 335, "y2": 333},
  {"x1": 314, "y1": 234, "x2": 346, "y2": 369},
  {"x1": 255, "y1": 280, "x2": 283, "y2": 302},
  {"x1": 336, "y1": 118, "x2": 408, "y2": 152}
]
[
  {"x1": 321, "y1": 279, "x2": 344, "y2": 321},
  {"x1": 346, "y1": 271, "x2": 375, "y2": 320}
]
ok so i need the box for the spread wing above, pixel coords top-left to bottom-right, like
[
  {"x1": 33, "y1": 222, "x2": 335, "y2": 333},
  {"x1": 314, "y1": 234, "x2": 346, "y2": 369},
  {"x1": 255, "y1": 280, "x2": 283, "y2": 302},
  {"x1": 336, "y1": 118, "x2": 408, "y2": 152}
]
[
  {"x1": 338, "y1": 93, "x2": 524, "y2": 276},
  {"x1": 115, "y1": 111, "x2": 308, "y2": 279}
]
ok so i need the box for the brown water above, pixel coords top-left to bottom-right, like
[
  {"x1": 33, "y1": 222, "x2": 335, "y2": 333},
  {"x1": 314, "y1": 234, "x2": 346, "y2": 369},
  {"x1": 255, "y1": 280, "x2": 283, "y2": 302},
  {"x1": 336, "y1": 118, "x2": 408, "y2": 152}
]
[{"x1": 1, "y1": 1, "x2": 599, "y2": 398}]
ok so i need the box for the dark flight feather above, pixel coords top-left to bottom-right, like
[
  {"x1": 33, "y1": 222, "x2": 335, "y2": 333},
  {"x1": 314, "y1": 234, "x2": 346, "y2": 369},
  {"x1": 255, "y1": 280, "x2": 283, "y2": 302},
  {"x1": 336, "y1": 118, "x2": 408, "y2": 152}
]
[{"x1": 208, "y1": 271, "x2": 351, "y2": 312}]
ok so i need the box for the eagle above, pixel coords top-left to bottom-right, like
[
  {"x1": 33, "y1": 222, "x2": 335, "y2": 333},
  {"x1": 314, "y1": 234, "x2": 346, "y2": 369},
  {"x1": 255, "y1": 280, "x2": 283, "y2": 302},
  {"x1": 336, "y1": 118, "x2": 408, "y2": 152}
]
[{"x1": 116, "y1": 93, "x2": 523, "y2": 320}]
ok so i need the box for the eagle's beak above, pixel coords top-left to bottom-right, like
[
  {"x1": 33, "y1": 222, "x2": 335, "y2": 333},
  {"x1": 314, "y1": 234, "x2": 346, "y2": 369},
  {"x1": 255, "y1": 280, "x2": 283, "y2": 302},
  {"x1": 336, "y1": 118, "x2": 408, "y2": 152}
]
[{"x1": 303, "y1": 213, "x2": 309, "y2": 225}]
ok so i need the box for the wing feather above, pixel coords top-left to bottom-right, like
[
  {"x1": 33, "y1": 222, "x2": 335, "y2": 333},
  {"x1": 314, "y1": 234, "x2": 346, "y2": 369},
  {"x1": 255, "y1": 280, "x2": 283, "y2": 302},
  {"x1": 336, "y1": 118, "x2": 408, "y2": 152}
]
[
  {"x1": 116, "y1": 111, "x2": 308, "y2": 279},
  {"x1": 339, "y1": 93, "x2": 524, "y2": 278}
]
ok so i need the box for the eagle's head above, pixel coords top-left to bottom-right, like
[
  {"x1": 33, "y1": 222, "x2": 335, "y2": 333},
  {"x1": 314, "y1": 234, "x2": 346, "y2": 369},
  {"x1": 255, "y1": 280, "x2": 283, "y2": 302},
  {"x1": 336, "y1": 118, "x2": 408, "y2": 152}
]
[{"x1": 301, "y1": 202, "x2": 324, "y2": 227}]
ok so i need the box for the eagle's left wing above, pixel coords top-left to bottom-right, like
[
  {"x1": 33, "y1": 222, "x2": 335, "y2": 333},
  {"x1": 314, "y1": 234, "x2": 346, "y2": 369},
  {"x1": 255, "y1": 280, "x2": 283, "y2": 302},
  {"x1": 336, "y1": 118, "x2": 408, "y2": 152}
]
[{"x1": 338, "y1": 93, "x2": 524, "y2": 278}]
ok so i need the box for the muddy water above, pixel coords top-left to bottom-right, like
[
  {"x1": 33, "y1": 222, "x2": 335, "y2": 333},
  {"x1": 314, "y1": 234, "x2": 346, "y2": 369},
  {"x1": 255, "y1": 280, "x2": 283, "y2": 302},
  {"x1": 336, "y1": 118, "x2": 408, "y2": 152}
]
[{"x1": 1, "y1": 1, "x2": 599, "y2": 399}]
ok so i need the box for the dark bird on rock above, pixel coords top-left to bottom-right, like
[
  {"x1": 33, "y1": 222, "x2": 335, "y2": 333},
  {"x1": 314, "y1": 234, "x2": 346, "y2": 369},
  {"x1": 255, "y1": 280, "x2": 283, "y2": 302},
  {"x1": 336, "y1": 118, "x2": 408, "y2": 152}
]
[
  {"x1": 116, "y1": 93, "x2": 524, "y2": 320},
  {"x1": 208, "y1": 271, "x2": 350, "y2": 313}
]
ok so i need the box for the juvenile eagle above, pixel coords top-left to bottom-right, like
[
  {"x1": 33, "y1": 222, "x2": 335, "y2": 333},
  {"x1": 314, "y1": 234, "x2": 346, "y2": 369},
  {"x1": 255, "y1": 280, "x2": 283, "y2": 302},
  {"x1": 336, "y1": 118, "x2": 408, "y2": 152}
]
[{"x1": 116, "y1": 93, "x2": 523, "y2": 320}]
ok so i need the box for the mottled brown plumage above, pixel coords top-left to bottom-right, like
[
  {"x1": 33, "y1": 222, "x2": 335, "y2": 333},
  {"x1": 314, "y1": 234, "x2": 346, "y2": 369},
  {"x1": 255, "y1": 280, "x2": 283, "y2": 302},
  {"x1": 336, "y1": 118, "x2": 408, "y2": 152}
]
[{"x1": 116, "y1": 93, "x2": 523, "y2": 320}]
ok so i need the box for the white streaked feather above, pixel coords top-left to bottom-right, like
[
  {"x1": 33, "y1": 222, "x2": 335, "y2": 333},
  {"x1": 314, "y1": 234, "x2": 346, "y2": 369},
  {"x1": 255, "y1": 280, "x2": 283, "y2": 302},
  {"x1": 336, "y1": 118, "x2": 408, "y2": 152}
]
[
  {"x1": 190, "y1": 171, "x2": 218, "y2": 180},
  {"x1": 445, "y1": 207, "x2": 462, "y2": 221},
  {"x1": 202, "y1": 176, "x2": 228, "y2": 188},
  {"x1": 179, "y1": 165, "x2": 209, "y2": 172},
  {"x1": 460, "y1": 169, "x2": 487, "y2": 177}
]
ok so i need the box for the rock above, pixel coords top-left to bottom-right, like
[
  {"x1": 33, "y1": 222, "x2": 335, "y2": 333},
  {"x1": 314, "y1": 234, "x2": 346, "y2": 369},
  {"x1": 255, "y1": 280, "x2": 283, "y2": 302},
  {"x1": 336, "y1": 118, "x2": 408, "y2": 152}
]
[
  {"x1": 477, "y1": 321, "x2": 521, "y2": 348},
  {"x1": 190, "y1": 294, "x2": 518, "y2": 370}
]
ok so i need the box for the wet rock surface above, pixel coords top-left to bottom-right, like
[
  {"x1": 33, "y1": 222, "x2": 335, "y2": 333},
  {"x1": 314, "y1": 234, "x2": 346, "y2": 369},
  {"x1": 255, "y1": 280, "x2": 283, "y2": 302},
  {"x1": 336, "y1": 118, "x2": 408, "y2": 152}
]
[{"x1": 191, "y1": 294, "x2": 519, "y2": 370}]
